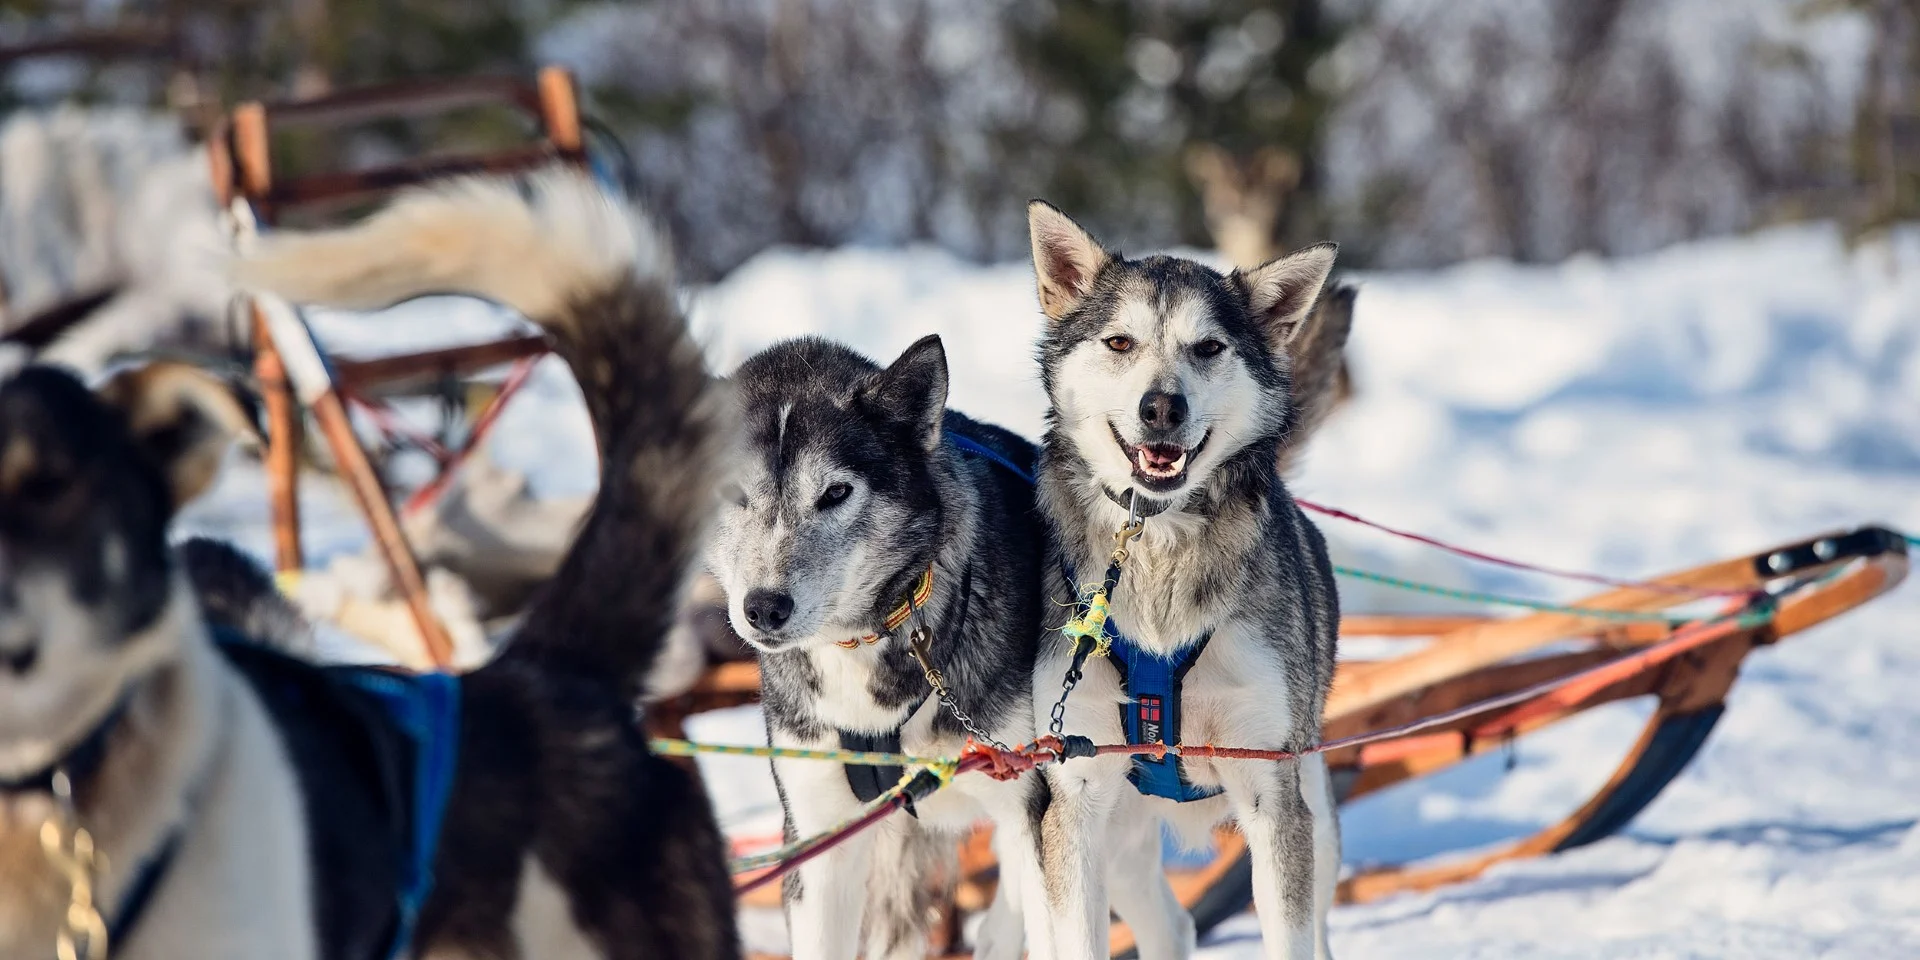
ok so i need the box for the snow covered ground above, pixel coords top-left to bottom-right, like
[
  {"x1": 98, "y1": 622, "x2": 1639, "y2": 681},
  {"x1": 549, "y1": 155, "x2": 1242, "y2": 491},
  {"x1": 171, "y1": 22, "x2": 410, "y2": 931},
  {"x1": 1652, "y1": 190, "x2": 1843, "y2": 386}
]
[{"x1": 176, "y1": 222, "x2": 1920, "y2": 957}]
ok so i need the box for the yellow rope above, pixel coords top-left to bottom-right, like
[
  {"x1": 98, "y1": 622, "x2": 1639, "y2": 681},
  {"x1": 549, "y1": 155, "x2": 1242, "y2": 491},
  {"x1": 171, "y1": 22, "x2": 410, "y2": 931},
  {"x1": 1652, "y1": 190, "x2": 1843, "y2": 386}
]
[
  {"x1": 1059, "y1": 587, "x2": 1114, "y2": 657},
  {"x1": 649, "y1": 738, "x2": 955, "y2": 769}
]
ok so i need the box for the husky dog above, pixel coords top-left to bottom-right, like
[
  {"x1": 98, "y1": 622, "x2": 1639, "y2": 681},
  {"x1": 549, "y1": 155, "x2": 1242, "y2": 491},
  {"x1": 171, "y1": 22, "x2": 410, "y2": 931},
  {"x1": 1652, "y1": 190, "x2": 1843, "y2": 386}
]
[
  {"x1": 1024, "y1": 202, "x2": 1344, "y2": 960},
  {"x1": 0, "y1": 170, "x2": 734, "y2": 957},
  {"x1": 703, "y1": 334, "x2": 1061, "y2": 959}
]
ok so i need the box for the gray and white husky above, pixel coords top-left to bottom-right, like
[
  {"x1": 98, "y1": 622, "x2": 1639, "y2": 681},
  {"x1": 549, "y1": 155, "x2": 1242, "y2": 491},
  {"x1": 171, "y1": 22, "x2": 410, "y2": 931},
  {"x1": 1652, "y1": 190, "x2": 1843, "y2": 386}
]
[
  {"x1": 1025, "y1": 202, "x2": 1344, "y2": 960},
  {"x1": 706, "y1": 334, "x2": 1077, "y2": 960},
  {"x1": 0, "y1": 170, "x2": 740, "y2": 959}
]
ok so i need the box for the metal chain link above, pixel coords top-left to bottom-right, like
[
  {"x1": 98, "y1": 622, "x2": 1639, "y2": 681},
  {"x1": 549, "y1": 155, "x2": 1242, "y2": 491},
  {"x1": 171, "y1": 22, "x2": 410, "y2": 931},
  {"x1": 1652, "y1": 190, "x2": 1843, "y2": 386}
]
[
  {"x1": 40, "y1": 769, "x2": 109, "y2": 960},
  {"x1": 903, "y1": 607, "x2": 1012, "y2": 752},
  {"x1": 1047, "y1": 655, "x2": 1086, "y2": 738}
]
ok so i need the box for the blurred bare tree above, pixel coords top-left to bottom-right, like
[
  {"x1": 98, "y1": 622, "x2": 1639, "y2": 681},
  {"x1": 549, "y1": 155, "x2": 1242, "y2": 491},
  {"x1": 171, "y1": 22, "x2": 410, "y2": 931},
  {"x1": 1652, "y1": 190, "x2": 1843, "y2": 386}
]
[
  {"x1": 1318, "y1": 0, "x2": 1918, "y2": 266},
  {"x1": 1002, "y1": 0, "x2": 1343, "y2": 267},
  {"x1": 0, "y1": 0, "x2": 564, "y2": 103},
  {"x1": 1, "y1": 0, "x2": 585, "y2": 163},
  {"x1": 0, "y1": 0, "x2": 1913, "y2": 280},
  {"x1": 1840, "y1": 0, "x2": 1920, "y2": 234},
  {"x1": 553, "y1": 0, "x2": 1344, "y2": 278},
  {"x1": 548, "y1": 0, "x2": 1029, "y2": 279}
]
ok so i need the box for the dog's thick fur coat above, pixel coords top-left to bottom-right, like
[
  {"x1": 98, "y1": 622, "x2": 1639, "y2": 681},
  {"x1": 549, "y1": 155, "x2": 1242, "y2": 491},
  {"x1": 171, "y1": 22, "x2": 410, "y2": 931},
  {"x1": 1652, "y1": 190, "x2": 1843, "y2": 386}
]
[
  {"x1": 1025, "y1": 202, "x2": 1344, "y2": 960},
  {"x1": 706, "y1": 335, "x2": 1072, "y2": 960},
  {"x1": 0, "y1": 169, "x2": 738, "y2": 959}
]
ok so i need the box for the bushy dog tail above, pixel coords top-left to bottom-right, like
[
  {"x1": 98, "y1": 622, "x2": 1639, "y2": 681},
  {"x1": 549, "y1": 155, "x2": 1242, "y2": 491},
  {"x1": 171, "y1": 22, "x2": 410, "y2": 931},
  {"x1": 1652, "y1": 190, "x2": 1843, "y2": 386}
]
[
  {"x1": 235, "y1": 169, "x2": 725, "y2": 699},
  {"x1": 1280, "y1": 282, "x2": 1356, "y2": 477}
]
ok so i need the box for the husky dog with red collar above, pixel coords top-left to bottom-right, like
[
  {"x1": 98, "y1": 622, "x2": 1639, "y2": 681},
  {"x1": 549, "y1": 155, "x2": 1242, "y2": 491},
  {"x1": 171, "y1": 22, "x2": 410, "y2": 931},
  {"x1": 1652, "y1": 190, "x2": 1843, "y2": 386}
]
[
  {"x1": 1025, "y1": 202, "x2": 1345, "y2": 960},
  {"x1": 0, "y1": 170, "x2": 740, "y2": 959}
]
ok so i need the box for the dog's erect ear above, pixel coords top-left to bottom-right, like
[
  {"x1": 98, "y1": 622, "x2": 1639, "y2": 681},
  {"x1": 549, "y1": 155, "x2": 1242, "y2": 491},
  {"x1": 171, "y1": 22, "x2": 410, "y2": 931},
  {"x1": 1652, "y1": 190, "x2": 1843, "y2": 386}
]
[
  {"x1": 1028, "y1": 201, "x2": 1111, "y2": 321},
  {"x1": 1237, "y1": 242, "x2": 1338, "y2": 348},
  {"x1": 96, "y1": 362, "x2": 263, "y2": 509},
  {"x1": 1278, "y1": 283, "x2": 1356, "y2": 478},
  {"x1": 858, "y1": 335, "x2": 949, "y2": 452}
]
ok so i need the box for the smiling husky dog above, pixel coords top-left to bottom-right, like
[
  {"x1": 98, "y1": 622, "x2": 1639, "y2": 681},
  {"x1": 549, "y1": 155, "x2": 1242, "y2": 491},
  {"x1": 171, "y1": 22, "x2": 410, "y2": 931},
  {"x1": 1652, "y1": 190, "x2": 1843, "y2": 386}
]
[
  {"x1": 1025, "y1": 202, "x2": 1343, "y2": 960},
  {"x1": 0, "y1": 170, "x2": 738, "y2": 958}
]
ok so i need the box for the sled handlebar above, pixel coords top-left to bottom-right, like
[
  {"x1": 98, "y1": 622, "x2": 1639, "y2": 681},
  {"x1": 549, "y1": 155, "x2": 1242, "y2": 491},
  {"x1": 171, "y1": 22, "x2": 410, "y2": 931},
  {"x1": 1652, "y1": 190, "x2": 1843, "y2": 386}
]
[{"x1": 208, "y1": 66, "x2": 585, "y2": 222}]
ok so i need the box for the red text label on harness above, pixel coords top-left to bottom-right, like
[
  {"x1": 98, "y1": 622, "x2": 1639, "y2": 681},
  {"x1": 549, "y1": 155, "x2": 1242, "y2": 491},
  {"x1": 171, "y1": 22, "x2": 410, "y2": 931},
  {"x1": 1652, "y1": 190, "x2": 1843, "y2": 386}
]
[{"x1": 1137, "y1": 694, "x2": 1164, "y2": 744}]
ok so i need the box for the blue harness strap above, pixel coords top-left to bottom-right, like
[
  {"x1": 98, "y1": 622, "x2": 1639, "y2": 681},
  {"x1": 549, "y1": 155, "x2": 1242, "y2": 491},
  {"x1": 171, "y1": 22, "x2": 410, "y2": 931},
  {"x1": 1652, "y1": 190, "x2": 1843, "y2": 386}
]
[
  {"x1": 1060, "y1": 566, "x2": 1224, "y2": 803},
  {"x1": 214, "y1": 626, "x2": 459, "y2": 960},
  {"x1": 328, "y1": 666, "x2": 461, "y2": 958},
  {"x1": 956, "y1": 425, "x2": 1221, "y2": 802},
  {"x1": 947, "y1": 432, "x2": 1037, "y2": 485},
  {"x1": 1098, "y1": 613, "x2": 1223, "y2": 803}
]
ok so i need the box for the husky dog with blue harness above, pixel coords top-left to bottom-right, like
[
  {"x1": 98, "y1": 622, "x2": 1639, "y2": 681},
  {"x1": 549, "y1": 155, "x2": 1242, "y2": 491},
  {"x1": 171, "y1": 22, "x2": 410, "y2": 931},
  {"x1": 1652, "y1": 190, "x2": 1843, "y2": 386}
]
[
  {"x1": 703, "y1": 334, "x2": 1066, "y2": 959},
  {"x1": 0, "y1": 169, "x2": 737, "y2": 958},
  {"x1": 1024, "y1": 202, "x2": 1345, "y2": 960}
]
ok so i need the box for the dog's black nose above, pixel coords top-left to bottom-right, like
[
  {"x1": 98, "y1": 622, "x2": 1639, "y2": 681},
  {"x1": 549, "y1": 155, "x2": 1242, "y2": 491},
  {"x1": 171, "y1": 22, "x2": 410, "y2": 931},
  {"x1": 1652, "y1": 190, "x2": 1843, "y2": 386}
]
[
  {"x1": 1, "y1": 643, "x2": 36, "y2": 675},
  {"x1": 743, "y1": 589, "x2": 795, "y2": 631},
  {"x1": 1138, "y1": 391, "x2": 1189, "y2": 430}
]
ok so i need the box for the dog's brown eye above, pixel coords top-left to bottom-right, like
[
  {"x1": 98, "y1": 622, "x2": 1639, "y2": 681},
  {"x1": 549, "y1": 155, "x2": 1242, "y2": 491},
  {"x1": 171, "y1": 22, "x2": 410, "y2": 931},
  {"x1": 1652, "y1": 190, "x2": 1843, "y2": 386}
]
[
  {"x1": 1104, "y1": 336, "x2": 1134, "y2": 353},
  {"x1": 817, "y1": 482, "x2": 852, "y2": 510},
  {"x1": 1193, "y1": 339, "x2": 1226, "y2": 359}
]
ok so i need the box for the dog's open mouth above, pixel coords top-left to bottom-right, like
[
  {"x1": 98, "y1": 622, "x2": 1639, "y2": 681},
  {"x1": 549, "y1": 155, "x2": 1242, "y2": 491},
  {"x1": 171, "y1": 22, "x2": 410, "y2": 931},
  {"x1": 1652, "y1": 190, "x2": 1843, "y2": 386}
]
[{"x1": 1110, "y1": 423, "x2": 1208, "y2": 492}]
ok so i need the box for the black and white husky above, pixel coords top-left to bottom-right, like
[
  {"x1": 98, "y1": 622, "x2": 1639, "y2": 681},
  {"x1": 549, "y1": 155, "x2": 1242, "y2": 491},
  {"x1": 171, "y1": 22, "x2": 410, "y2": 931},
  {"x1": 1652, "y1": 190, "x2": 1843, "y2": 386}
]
[
  {"x1": 0, "y1": 170, "x2": 738, "y2": 958},
  {"x1": 1025, "y1": 202, "x2": 1344, "y2": 960},
  {"x1": 705, "y1": 334, "x2": 1068, "y2": 959}
]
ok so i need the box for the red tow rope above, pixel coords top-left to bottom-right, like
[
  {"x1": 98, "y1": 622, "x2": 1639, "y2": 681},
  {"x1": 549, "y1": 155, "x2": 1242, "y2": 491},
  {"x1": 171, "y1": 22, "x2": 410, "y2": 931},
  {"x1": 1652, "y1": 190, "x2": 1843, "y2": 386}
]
[{"x1": 1296, "y1": 499, "x2": 1755, "y2": 598}]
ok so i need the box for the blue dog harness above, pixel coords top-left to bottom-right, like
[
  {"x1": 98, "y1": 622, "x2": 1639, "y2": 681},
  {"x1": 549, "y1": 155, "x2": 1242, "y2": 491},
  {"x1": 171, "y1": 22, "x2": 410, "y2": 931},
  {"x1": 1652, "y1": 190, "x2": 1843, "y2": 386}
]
[
  {"x1": 329, "y1": 665, "x2": 461, "y2": 957},
  {"x1": 948, "y1": 431, "x2": 1223, "y2": 803},
  {"x1": 214, "y1": 628, "x2": 460, "y2": 960},
  {"x1": 1105, "y1": 625, "x2": 1223, "y2": 802},
  {"x1": 1057, "y1": 566, "x2": 1224, "y2": 803},
  {"x1": 947, "y1": 433, "x2": 1035, "y2": 485}
]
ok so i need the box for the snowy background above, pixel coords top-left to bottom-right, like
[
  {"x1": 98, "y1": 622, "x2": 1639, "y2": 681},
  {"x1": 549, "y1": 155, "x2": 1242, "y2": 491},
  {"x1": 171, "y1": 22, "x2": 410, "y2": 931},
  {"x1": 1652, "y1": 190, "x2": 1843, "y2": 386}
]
[
  {"x1": 171, "y1": 220, "x2": 1920, "y2": 957},
  {"x1": 6, "y1": 0, "x2": 1915, "y2": 953}
]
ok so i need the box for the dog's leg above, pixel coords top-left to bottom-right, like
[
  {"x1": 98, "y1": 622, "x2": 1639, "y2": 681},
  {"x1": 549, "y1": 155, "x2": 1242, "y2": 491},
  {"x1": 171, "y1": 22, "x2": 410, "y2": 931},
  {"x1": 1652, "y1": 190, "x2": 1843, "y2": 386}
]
[
  {"x1": 1218, "y1": 758, "x2": 1317, "y2": 960},
  {"x1": 860, "y1": 815, "x2": 945, "y2": 960},
  {"x1": 1301, "y1": 753, "x2": 1340, "y2": 960},
  {"x1": 968, "y1": 774, "x2": 1058, "y2": 960},
  {"x1": 774, "y1": 748, "x2": 874, "y2": 960},
  {"x1": 972, "y1": 881, "x2": 1025, "y2": 960},
  {"x1": 1103, "y1": 810, "x2": 1194, "y2": 960},
  {"x1": 1039, "y1": 764, "x2": 1122, "y2": 960}
]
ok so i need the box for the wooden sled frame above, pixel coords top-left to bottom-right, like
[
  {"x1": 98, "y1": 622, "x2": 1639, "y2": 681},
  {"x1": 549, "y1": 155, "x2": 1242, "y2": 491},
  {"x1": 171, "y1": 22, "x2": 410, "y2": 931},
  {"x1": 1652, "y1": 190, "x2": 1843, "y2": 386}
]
[
  {"x1": 206, "y1": 68, "x2": 589, "y2": 667},
  {"x1": 648, "y1": 526, "x2": 1907, "y2": 958}
]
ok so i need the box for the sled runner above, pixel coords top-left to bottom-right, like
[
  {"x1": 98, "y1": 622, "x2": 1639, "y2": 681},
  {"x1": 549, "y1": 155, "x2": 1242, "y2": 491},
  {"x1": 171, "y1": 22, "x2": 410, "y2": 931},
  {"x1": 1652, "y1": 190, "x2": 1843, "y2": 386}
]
[{"x1": 654, "y1": 520, "x2": 1906, "y2": 958}]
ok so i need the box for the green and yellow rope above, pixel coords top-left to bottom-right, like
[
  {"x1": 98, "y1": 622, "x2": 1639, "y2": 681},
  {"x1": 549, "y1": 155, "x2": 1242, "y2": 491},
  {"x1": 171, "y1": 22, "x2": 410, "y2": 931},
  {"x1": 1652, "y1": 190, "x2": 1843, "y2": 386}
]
[{"x1": 650, "y1": 738, "x2": 953, "y2": 769}]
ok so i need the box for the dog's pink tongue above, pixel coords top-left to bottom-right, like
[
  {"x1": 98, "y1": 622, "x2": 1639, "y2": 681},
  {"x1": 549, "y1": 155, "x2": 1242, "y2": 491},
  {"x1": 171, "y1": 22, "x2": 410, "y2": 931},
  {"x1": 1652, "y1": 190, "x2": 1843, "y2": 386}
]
[{"x1": 1141, "y1": 445, "x2": 1183, "y2": 470}]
